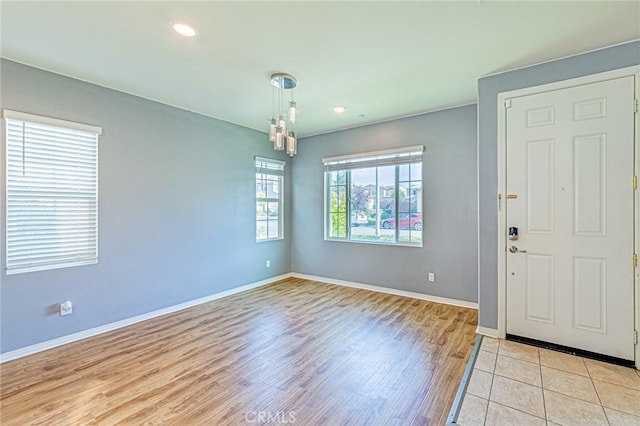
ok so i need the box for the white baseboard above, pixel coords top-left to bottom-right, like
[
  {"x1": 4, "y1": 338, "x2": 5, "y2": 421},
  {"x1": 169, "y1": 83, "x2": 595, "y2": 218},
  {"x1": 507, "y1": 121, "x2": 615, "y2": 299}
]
[
  {"x1": 291, "y1": 272, "x2": 478, "y2": 309},
  {"x1": 476, "y1": 326, "x2": 500, "y2": 339},
  {"x1": 0, "y1": 273, "x2": 293, "y2": 363}
]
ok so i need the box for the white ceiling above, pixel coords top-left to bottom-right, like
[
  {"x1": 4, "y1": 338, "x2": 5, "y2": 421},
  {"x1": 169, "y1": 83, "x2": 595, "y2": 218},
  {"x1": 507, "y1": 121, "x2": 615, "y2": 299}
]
[{"x1": 1, "y1": 1, "x2": 639, "y2": 137}]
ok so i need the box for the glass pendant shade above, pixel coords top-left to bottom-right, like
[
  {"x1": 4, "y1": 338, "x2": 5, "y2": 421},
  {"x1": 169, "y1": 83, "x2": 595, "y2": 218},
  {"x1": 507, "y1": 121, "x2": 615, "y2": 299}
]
[
  {"x1": 274, "y1": 127, "x2": 285, "y2": 150},
  {"x1": 268, "y1": 118, "x2": 277, "y2": 142},
  {"x1": 288, "y1": 101, "x2": 297, "y2": 124},
  {"x1": 286, "y1": 131, "x2": 297, "y2": 157},
  {"x1": 278, "y1": 115, "x2": 286, "y2": 134}
]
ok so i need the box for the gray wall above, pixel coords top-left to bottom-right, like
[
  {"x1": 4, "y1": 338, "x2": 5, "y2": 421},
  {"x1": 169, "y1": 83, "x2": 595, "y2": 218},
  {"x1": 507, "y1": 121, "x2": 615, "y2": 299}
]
[
  {"x1": 477, "y1": 40, "x2": 640, "y2": 329},
  {"x1": 0, "y1": 59, "x2": 291, "y2": 353},
  {"x1": 292, "y1": 105, "x2": 478, "y2": 303}
]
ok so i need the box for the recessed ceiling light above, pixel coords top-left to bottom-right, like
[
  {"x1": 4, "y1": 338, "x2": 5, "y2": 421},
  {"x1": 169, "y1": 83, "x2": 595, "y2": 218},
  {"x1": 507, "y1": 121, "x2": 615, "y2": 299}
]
[
  {"x1": 171, "y1": 22, "x2": 197, "y2": 37},
  {"x1": 333, "y1": 106, "x2": 346, "y2": 113}
]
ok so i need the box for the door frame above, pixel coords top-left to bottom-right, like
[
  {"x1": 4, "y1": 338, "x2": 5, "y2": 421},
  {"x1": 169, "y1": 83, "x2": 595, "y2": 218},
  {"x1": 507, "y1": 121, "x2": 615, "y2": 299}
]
[{"x1": 496, "y1": 65, "x2": 640, "y2": 367}]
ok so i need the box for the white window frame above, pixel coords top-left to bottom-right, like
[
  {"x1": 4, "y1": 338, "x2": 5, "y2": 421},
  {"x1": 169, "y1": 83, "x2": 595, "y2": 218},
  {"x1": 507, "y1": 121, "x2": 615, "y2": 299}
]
[
  {"x1": 3, "y1": 110, "x2": 101, "y2": 274},
  {"x1": 323, "y1": 145, "x2": 424, "y2": 247},
  {"x1": 255, "y1": 156, "x2": 285, "y2": 242}
]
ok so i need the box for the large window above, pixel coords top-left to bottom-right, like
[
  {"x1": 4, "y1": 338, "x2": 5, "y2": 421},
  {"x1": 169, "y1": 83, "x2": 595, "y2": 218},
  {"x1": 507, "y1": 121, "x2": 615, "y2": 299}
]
[
  {"x1": 4, "y1": 110, "x2": 101, "y2": 274},
  {"x1": 255, "y1": 157, "x2": 284, "y2": 241},
  {"x1": 323, "y1": 145, "x2": 423, "y2": 246}
]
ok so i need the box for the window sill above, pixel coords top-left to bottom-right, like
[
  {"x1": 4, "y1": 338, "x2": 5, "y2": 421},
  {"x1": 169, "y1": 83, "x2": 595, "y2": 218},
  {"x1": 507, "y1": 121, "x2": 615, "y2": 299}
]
[
  {"x1": 256, "y1": 237, "x2": 284, "y2": 243},
  {"x1": 324, "y1": 237, "x2": 423, "y2": 248}
]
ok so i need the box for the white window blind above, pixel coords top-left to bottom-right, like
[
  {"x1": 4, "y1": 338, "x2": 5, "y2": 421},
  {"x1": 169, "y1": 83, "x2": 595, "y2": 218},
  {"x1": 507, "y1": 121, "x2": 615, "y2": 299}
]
[
  {"x1": 255, "y1": 156, "x2": 285, "y2": 176},
  {"x1": 4, "y1": 110, "x2": 102, "y2": 274},
  {"x1": 322, "y1": 145, "x2": 424, "y2": 172}
]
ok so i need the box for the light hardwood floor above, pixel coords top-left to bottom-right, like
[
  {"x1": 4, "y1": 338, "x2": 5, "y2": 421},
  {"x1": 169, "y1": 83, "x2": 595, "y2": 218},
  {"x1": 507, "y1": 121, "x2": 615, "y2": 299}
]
[{"x1": 1, "y1": 277, "x2": 478, "y2": 425}]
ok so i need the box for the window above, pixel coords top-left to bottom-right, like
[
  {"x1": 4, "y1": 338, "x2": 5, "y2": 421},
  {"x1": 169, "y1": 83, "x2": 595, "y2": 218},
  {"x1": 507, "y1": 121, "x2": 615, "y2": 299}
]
[
  {"x1": 255, "y1": 157, "x2": 284, "y2": 241},
  {"x1": 4, "y1": 110, "x2": 101, "y2": 274},
  {"x1": 323, "y1": 145, "x2": 423, "y2": 246}
]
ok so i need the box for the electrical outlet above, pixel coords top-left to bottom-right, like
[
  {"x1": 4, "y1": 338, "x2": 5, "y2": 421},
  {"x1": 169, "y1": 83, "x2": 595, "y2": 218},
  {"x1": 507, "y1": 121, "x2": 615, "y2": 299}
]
[
  {"x1": 265, "y1": 260, "x2": 271, "y2": 268},
  {"x1": 60, "y1": 300, "x2": 73, "y2": 316},
  {"x1": 428, "y1": 272, "x2": 435, "y2": 282}
]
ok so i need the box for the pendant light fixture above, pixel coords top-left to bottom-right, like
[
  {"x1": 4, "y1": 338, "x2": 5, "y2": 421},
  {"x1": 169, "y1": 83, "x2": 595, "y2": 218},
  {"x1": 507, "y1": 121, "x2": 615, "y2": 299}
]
[{"x1": 268, "y1": 73, "x2": 297, "y2": 157}]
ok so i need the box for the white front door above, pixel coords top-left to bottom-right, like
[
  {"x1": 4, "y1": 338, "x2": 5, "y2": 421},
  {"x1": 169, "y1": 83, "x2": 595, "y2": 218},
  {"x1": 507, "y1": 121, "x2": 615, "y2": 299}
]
[{"x1": 505, "y1": 76, "x2": 636, "y2": 361}]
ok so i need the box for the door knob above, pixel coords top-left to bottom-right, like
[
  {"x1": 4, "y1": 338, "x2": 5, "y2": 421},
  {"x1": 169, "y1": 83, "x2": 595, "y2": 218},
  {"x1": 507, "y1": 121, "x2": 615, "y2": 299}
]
[{"x1": 509, "y1": 246, "x2": 527, "y2": 254}]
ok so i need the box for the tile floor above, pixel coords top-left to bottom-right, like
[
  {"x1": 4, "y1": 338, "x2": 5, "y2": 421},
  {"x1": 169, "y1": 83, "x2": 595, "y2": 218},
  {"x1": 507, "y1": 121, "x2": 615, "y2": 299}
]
[{"x1": 456, "y1": 338, "x2": 640, "y2": 425}]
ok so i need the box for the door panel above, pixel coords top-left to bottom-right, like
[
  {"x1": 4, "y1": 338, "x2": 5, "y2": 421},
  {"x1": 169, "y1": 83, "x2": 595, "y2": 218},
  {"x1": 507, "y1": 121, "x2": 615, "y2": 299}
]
[
  {"x1": 573, "y1": 257, "x2": 606, "y2": 333},
  {"x1": 573, "y1": 97, "x2": 607, "y2": 121},
  {"x1": 525, "y1": 254, "x2": 554, "y2": 323},
  {"x1": 526, "y1": 139, "x2": 555, "y2": 233},
  {"x1": 506, "y1": 76, "x2": 635, "y2": 360},
  {"x1": 573, "y1": 134, "x2": 606, "y2": 235}
]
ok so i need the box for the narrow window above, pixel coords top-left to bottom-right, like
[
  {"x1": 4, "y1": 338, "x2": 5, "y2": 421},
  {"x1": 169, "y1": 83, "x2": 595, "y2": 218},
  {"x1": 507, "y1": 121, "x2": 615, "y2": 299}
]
[{"x1": 255, "y1": 157, "x2": 284, "y2": 241}]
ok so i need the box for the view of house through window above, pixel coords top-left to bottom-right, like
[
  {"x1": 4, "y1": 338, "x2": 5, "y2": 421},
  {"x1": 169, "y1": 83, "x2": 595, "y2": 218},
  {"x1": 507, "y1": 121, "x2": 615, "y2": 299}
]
[
  {"x1": 255, "y1": 157, "x2": 284, "y2": 241},
  {"x1": 324, "y1": 146, "x2": 423, "y2": 246}
]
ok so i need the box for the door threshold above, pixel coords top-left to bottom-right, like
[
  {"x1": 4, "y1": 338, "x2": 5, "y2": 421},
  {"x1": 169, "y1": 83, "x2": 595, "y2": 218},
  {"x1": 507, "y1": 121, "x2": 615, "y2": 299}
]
[{"x1": 506, "y1": 334, "x2": 635, "y2": 368}]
